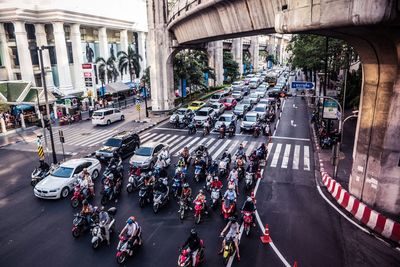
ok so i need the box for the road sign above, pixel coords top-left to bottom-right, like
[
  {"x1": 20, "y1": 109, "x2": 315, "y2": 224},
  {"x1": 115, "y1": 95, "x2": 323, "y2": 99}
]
[
  {"x1": 36, "y1": 136, "x2": 45, "y2": 160},
  {"x1": 65, "y1": 99, "x2": 72, "y2": 108},
  {"x1": 58, "y1": 130, "x2": 65, "y2": 143},
  {"x1": 291, "y1": 81, "x2": 315, "y2": 90},
  {"x1": 136, "y1": 104, "x2": 141, "y2": 111},
  {"x1": 323, "y1": 99, "x2": 339, "y2": 119}
]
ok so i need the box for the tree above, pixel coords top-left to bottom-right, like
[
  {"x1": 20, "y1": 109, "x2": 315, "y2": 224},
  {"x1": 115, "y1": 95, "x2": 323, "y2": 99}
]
[
  {"x1": 95, "y1": 56, "x2": 119, "y2": 86},
  {"x1": 223, "y1": 51, "x2": 239, "y2": 83},
  {"x1": 141, "y1": 66, "x2": 151, "y2": 88},
  {"x1": 117, "y1": 46, "x2": 142, "y2": 82}
]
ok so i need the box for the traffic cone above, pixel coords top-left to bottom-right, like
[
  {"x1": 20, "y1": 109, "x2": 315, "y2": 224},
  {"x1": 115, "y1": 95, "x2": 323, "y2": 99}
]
[
  {"x1": 293, "y1": 261, "x2": 298, "y2": 267},
  {"x1": 260, "y1": 224, "x2": 272, "y2": 243}
]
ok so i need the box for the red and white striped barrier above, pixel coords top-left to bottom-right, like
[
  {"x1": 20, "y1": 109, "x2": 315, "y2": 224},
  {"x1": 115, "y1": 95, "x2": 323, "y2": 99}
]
[{"x1": 312, "y1": 126, "x2": 400, "y2": 244}]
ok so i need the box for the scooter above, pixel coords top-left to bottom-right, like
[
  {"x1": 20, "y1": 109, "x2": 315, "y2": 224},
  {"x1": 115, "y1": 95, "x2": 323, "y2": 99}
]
[
  {"x1": 72, "y1": 213, "x2": 96, "y2": 238},
  {"x1": 31, "y1": 167, "x2": 50, "y2": 186},
  {"x1": 127, "y1": 173, "x2": 144, "y2": 193},
  {"x1": 210, "y1": 188, "x2": 221, "y2": 209},
  {"x1": 178, "y1": 240, "x2": 205, "y2": 267},
  {"x1": 221, "y1": 236, "x2": 236, "y2": 265},
  {"x1": 219, "y1": 126, "x2": 226, "y2": 139},
  {"x1": 203, "y1": 125, "x2": 210, "y2": 136},
  {"x1": 172, "y1": 176, "x2": 183, "y2": 198},
  {"x1": 242, "y1": 211, "x2": 254, "y2": 236},
  {"x1": 102, "y1": 160, "x2": 124, "y2": 184},
  {"x1": 178, "y1": 197, "x2": 190, "y2": 220},
  {"x1": 116, "y1": 228, "x2": 143, "y2": 264},
  {"x1": 194, "y1": 200, "x2": 205, "y2": 224},
  {"x1": 253, "y1": 124, "x2": 261, "y2": 138},
  {"x1": 188, "y1": 122, "x2": 196, "y2": 135},
  {"x1": 90, "y1": 207, "x2": 117, "y2": 249},
  {"x1": 244, "y1": 172, "x2": 254, "y2": 191},
  {"x1": 194, "y1": 164, "x2": 205, "y2": 182},
  {"x1": 138, "y1": 185, "x2": 153, "y2": 208},
  {"x1": 228, "y1": 125, "x2": 235, "y2": 137},
  {"x1": 218, "y1": 160, "x2": 228, "y2": 179},
  {"x1": 153, "y1": 184, "x2": 170, "y2": 213},
  {"x1": 70, "y1": 184, "x2": 92, "y2": 208},
  {"x1": 221, "y1": 199, "x2": 236, "y2": 220},
  {"x1": 101, "y1": 180, "x2": 121, "y2": 206}
]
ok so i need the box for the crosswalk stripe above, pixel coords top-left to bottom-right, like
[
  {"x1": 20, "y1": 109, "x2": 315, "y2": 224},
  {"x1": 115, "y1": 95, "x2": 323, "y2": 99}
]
[
  {"x1": 266, "y1": 143, "x2": 273, "y2": 160},
  {"x1": 304, "y1": 145, "x2": 310, "y2": 171},
  {"x1": 167, "y1": 135, "x2": 186, "y2": 148},
  {"x1": 212, "y1": 139, "x2": 232, "y2": 160},
  {"x1": 74, "y1": 130, "x2": 117, "y2": 146},
  {"x1": 141, "y1": 133, "x2": 158, "y2": 144},
  {"x1": 156, "y1": 134, "x2": 171, "y2": 143},
  {"x1": 163, "y1": 135, "x2": 178, "y2": 145},
  {"x1": 281, "y1": 144, "x2": 291, "y2": 168},
  {"x1": 204, "y1": 138, "x2": 215, "y2": 147},
  {"x1": 293, "y1": 145, "x2": 300, "y2": 170},
  {"x1": 170, "y1": 136, "x2": 194, "y2": 155},
  {"x1": 140, "y1": 132, "x2": 152, "y2": 139},
  {"x1": 207, "y1": 139, "x2": 224, "y2": 155},
  {"x1": 172, "y1": 137, "x2": 200, "y2": 155},
  {"x1": 245, "y1": 141, "x2": 257, "y2": 155},
  {"x1": 145, "y1": 133, "x2": 166, "y2": 144},
  {"x1": 270, "y1": 143, "x2": 282, "y2": 167},
  {"x1": 189, "y1": 138, "x2": 207, "y2": 154},
  {"x1": 84, "y1": 131, "x2": 120, "y2": 147},
  {"x1": 227, "y1": 140, "x2": 240, "y2": 155}
]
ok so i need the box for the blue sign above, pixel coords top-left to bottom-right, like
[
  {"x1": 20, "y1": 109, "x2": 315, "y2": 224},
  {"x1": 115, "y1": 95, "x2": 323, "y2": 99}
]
[
  {"x1": 291, "y1": 81, "x2": 314, "y2": 90},
  {"x1": 181, "y1": 79, "x2": 187, "y2": 97},
  {"x1": 99, "y1": 86, "x2": 106, "y2": 96}
]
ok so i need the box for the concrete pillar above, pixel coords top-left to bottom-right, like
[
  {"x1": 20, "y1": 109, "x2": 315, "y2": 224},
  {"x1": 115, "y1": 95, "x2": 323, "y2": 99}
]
[
  {"x1": 52, "y1": 22, "x2": 73, "y2": 94},
  {"x1": 20, "y1": 113, "x2": 26, "y2": 129},
  {"x1": 13, "y1": 21, "x2": 35, "y2": 84},
  {"x1": 34, "y1": 24, "x2": 54, "y2": 90},
  {"x1": 0, "y1": 23, "x2": 14, "y2": 80},
  {"x1": 0, "y1": 117, "x2": 6, "y2": 133},
  {"x1": 207, "y1": 41, "x2": 224, "y2": 86},
  {"x1": 349, "y1": 33, "x2": 400, "y2": 215},
  {"x1": 137, "y1": 31, "x2": 147, "y2": 78},
  {"x1": 147, "y1": 0, "x2": 175, "y2": 112},
  {"x1": 232, "y1": 38, "x2": 243, "y2": 77},
  {"x1": 120, "y1": 29, "x2": 128, "y2": 53},
  {"x1": 250, "y1": 36, "x2": 259, "y2": 73},
  {"x1": 98, "y1": 27, "x2": 109, "y2": 59},
  {"x1": 70, "y1": 24, "x2": 85, "y2": 93}
]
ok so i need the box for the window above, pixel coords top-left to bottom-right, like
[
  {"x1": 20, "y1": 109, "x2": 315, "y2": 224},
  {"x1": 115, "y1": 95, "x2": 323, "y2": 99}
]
[
  {"x1": 52, "y1": 167, "x2": 74, "y2": 178},
  {"x1": 74, "y1": 165, "x2": 85, "y2": 174},
  {"x1": 29, "y1": 41, "x2": 39, "y2": 65},
  {"x1": 4, "y1": 23, "x2": 15, "y2": 40},
  {"x1": 66, "y1": 42, "x2": 73, "y2": 64},
  {"x1": 11, "y1": 47, "x2": 19, "y2": 66},
  {"x1": 82, "y1": 162, "x2": 92, "y2": 168},
  {"x1": 104, "y1": 138, "x2": 122, "y2": 147},
  {"x1": 25, "y1": 24, "x2": 35, "y2": 40},
  {"x1": 154, "y1": 145, "x2": 164, "y2": 153},
  {"x1": 105, "y1": 110, "x2": 113, "y2": 115},
  {"x1": 115, "y1": 109, "x2": 120, "y2": 113},
  {"x1": 35, "y1": 74, "x2": 42, "y2": 87}
]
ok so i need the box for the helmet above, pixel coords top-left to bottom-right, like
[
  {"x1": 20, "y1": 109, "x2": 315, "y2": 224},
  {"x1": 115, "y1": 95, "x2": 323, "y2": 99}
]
[
  {"x1": 213, "y1": 160, "x2": 217, "y2": 165},
  {"x1": 100, "y1": 206, "x2": 106, "y2": 211},
  {"x1": 183, "y1": 183, "x2": 189, "y2": 188},
  {"x1": 190, "y1": 228, "x2": 197, "y2": 237},
  {"x1": 199, "y1": 189, "x2": 204, "y2": 194},
  {"x1": 82, "y1": 200, "x2": 88, "y2": 206},
  {"x1": 247, "y1": 196, "x2": 253, "y2": 202},
  {"x1": 229, "y1": 216, "x2": 237, "y2": 223},
  {"x1": 179, "y1": 157, "x2": 184, "y2": 161},
  {"x1": 184, "y1": 146, "x2": 188, "y2": 150},
  {"x1": 109, "y1": 158, "x2": 115, "y2": 165},
  {"x1": 228, "y1": 184, "x2": 234, "y2": 190},
  {"x1": 148, "y1": 171, "x2": 153, "y2": 176},
  {"x1": 239, "y1": 143, "x2": 243, "y2": 148},
  {"x1": 233, "y1": 166, "x2": 238, "y2": 170},
  {"x1": 127, "y1": 216, "x2": 136, "y2": 224},
  {"x1": 213, "y1": 176, "x2": 218, "y2": 181},
  {"x1": 83, "y1": 168, "x2": 88, "y2": 173}
]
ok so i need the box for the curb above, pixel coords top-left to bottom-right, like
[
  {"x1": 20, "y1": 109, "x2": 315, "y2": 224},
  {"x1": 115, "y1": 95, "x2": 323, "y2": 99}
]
[{"x1": 311, "y1": 124, "x2": 400, "y2": 245}]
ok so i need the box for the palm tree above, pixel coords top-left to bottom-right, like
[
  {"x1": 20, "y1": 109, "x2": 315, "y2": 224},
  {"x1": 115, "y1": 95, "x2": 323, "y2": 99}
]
[
  {"x1": 95, "y1": 57, "x2": 119, "y2": 86},
  {"x1": 117, "y1": 46, "x2": 142, "y2": 82}
]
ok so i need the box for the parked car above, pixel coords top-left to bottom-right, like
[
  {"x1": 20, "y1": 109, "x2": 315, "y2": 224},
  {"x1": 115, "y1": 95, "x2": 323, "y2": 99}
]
[
  {"x1": 95, "y1": 131, "x2": 140, "y2": 161},
  {"x1": 232, "y1": 81, "x2": 244, "y2": 87},
  {"x1": 34, "y1": 158, "x2": 101, "y2": 199},
  {"x1": 248, "y1": 93, "x2": 260, "y2": 104},
  {"x1": 233, "y1": 104, "x2": 250, "y2": 119},
  {"x1": 169, "y1": 108, "x2": 195, "y2": 124},
  {"x1": 194, "y1": 107, "x2": 217, "y2": 127},
  {"x1": 253, "y1": 104, "x2": 268, "y2": 121},
  {"x1": 92, "y1": 108, "x2": 124, "y2": 126},
  {"x1": 208, "y1": 102, "x2": 225, "y2": 116},
  {"x1": 214, "y1": 113, "x2": 237, "y2": 131},
  {"x1": 129, "y1": 142, "x2": 168, "y2": 169},
  {"x1": 209, "y1": 92, "x2": 225, "y2": 103},
  {"x1": 222, "y1": 97, "x2": 237, "y2": 110},
  {"x1": 187, "y1": 101, "x2": 206, "y2": 111},
  {"x1": 231, "y1": 90, "x2": 244, "y2": 101},
  {"x1": 240, "y1": 112, "x2": 259, "y2": 132}
]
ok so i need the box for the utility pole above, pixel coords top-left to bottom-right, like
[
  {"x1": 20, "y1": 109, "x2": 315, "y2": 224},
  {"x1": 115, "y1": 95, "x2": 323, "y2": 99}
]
[
  {"x1": 38, "y1": 45, "x2": 57, "y2": 164},
  {"x1": 323, "y1": 37, "x2": 329, "y2": 96}
]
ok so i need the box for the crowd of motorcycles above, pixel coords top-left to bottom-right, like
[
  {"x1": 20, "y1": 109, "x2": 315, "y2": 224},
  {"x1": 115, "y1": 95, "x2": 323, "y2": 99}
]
[{"x1": 311, "y1": 109, "x2": 340, "y2": 149}]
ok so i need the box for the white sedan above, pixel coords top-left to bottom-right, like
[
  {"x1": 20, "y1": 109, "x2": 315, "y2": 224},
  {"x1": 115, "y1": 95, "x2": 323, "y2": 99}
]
[{"x1": 34, "y1": 158, "x2": 101, "y2": 199}]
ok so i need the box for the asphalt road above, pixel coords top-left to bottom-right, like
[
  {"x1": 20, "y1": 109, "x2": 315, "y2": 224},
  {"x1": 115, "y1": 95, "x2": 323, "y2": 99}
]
[{"x1": 0, "y1": 96, "x2": 399, "y2": 267}]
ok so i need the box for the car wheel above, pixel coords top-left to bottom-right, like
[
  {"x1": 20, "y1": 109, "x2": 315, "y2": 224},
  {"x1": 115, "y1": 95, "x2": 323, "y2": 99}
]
[
  {"x1": 121, "y1": 115, "x2": 125, "y2": 121},
  {"x1": 61, "y1": 187, "x2": 69, "y2": 198},
  {"x1": 92, "y1": 170, "x2": 99, "y2": 180},
  {"x1": 107, "y1": 120, "x2": 111, "y2": 125}
]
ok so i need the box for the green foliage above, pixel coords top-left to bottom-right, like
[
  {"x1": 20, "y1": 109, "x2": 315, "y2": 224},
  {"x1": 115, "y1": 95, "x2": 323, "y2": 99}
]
[
  {"x1": 173, "y1": 50, "x2": 214, "y2": 90},
  {"x1": 0, "y1": 101, "x2": 9, "y2": 113},
  {"x1": 223, "y1": 51, "x2": 239, "y2": 82},
  {"x1": 117, "y1": 46, "x2": 142, "y2": 82},
  {"x1": 95, "y1": 56, "x2": 119, "y2": 85},
  {"x1": 141, "y1": 67, "x2": 151, "y2": 88},
  {"x1": 345, "y1": 65, "x2": 362, "y2": 109}
]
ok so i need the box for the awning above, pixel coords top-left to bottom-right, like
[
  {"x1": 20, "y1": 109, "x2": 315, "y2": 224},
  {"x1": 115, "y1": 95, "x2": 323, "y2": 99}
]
[
  {"x1": 0, "y1": 81, "x2": 56, "y2": 106},
  {"x1": 105, "y1": 82, "x2": 131, "y2": 94}
]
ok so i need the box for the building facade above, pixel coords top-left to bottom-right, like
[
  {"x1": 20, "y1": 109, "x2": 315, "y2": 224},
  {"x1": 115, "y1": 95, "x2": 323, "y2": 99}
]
[{"x1": 0, "y1": 0, "x2": 148, "y2": 96}]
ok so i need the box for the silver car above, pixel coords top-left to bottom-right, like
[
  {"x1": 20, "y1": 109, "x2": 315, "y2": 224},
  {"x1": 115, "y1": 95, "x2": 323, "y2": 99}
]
[
  {"x1": 253, "y1": 103, "x2": 268, "y2": 121},
  {"x1": 129, "y1": 142, "x2": 167, "y2": 169},
  {"x1": 208, "y1": 102, "x2": 225, "y2": 116},
  {"x1": 240, "y1": 112, "x2": 259, "y2": 132},
  {"x1": 194, "y1": 107, "x2": 216, "y2": 127},
  {"x1": 248, "y1": 93, "x2": 260, "y2": 104},
  {"x1": 214, "y1": 114, "x2": 237, "y2": 131}
]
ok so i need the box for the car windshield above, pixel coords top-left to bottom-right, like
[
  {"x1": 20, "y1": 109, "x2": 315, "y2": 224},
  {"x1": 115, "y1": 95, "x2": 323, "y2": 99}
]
[
  {"x1": 191, "y1": 103, "x2": 200, "y2": 107},
  {"x1": 219, "y1": 116, "x2": 232, "y2": 122},
  {"x1": 196, "y1": 110, "x2": 208, "y2": 116},
  {"x1": 104, "y1": 138, "x2": 122, "y2": 147},
  {"x1": 254, "y1": 107, "x2": 266, "y2": 112},
  {"x1": 52, "y1": 166, "x2": 74, "y2": 178},
  {"x1": 226, "y1": 99, "x2": 234, "y2": 103},
  {"x1": 211, "y1": 95, "x2": 220, "y2": 100},
  {"x1": 235, "y1": 105, "x2": 244, "y2": 111},
  {"x1": 256, "y1": 88, "x2": 265, "y2": 92},
  {"x1": 250, "y1": 94, "x2": 257, "y2": 98},
  {"x1": 241, "y1": 99, "x2": 251, "y2": 105},
  {"x1": 232, "y1": 81, "x2": 241, "y2": 85},
  {"x1": 92, "y1": 111, "x2": 103, "y2": 117},
  {"x1": 244, "y1": 115, "x2": 257, "y2": 122},
  {"x1": 176, "y1": 110, "x2": 186, "y2": 115},
  {"x1": 135, "y1": 147, "x2": 153, "y2": 156}
]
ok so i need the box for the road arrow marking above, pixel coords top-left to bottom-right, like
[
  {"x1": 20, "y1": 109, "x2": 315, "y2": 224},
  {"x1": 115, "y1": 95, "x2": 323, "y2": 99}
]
[{"x1": 290, "y1": 120, "x2": 297, "y2": 127}]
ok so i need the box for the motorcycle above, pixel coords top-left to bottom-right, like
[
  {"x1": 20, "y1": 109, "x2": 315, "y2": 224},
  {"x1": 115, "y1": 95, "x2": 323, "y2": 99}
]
[
  {"x1": 194, "y1": 200, "x2": 205, "y2": 224},
  {"x1": 218, "y1": 160, "x2": 228, "y2": 179},
  {"x1": 242, "y1": 211, "x2": 253, "y2": 236},
  {"x1": 90, "y1": 207, "x2": 117, "y2": 249},
  {"x1": 138, "y1": 185, "x2": 153, "y2": 208},
  {"x1": 31, "y1": 167, "x2": 50, "y2": 186},
  {"x1": 321, "y1": 136, "x2": 334, "y2": 149},
  {"x1": 221, "y1": 199, "x2": 236, "y2": 220},
  {"x1": 244, "y1": 172, "x2": 254, "y2": 191},
  {"x1": 70, "y1": 184, "x2": 92, "y2": 208},
  {"x1": 127, "y1": 173, "x2": 144, "y2": 193},
  {"x1": 116, "y1": 229, "x2": 143, "y2": 264},
  {"x1": 253, "y1": 124, "x2": 261, "y2": 138},
  {"x1": 194, "y1": 164, "x2": 205, "y2": 182},
  {"x1": 172, "y1": 176, "x2": 183, "y2": 198},
  {"x1": 227, "y1": 125, "x2": 235, "y2": 137},
  {"x1": 203, "y1": 125, "x2": 210, "y2": 136},
  {"x1": 222, "y1": 236, "x2": 236, "y2": 265},
  {"x1": 210, "y1": 188, "x2": 221, "y2": 209},
  {"x1": 178, "y1": 197, "x2": 190, "y2": 220},
  {"x1": 188, "y1": 122, "x2": 196, "y2": 135},
  {"x1": 178, "y1": 240, "x2": 205, "y2": 267},
  {"x1": 102, "y1": 160, "x2": 124, "y2": 185},
  {"x1": 219, "y1": 126, "x2": 226, "y2": 139},
  {"x1": 101, "y1": 180, "x2": 121, "y2": 206},
  {"x1": 153, "y1": 185, "x2": 170, "y2": 213},
  {"x1": 72, "y1": 213, "x2": 97, "y2": 238},
  {"x1": 204, "y1": 173, "x2": 213, "y2": 192}
]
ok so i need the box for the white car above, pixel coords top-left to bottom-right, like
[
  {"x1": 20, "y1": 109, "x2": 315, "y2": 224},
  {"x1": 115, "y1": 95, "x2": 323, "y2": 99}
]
[
  {"x1": 92, "y1": 108, "x2": 124, "y2": 126},
  {"x1": 34, "y1": 158, "x2": 101, "y2": 199},
  {"x1": 214, "y1": 113, "x2": 237, "y2": 131},
  {"x1": 208, "y1": 102, "x2": 225, "y2": 116},
  {"x1": 169, "y1": 108, "x2": 194, "y2": 124}
]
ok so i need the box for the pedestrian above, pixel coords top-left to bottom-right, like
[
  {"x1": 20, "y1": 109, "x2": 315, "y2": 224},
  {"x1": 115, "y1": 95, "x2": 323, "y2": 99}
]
[{"x1": 50, "y1": 111, "x2": 55, "y2": 124}]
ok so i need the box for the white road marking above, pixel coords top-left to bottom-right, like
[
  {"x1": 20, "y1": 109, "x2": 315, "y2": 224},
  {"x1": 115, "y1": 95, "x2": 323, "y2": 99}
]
[
  {"x1": 163, "y1": 135, "x2": 179, "y2": 145},
  {"x1": 171, "y1": 137, "x2": 199, "y2": 155},
  {"x1": 270, "y1": 143, "x2": 282, "y2": 167},
  {"x1": 140, "y1": 132, "x2": 153, "y2": 139},
  {"x1": 304, "y1": 145, "x2": 310, "y2": 171},
  {"x1": 227, "y1": 140, "x2": 240, "y2": 155},
  {"x1": 156, "y1": 134, "x2": 172, "y2": 143},
  {"x1": 281, "y1": 144, "x2": 291, "y2": 169},
  {"x1": 189, "y1": 138, "x2": 207, "y2": 154},
  {"x1": 245, "y1": 141, "x2": 257, "y2": 155},
  {"x1": 293, "y1": 145, "x2": 300, "y2": 170},
  {"x1": 167, "y1": 135, "x2": 187, "y2": 149},
  {"x1": 212, "y1": 140, "x2": 232, "y2": 160},
  {"x1": 76, "y1": 130, "x2": 118, "y2": 146},
  {"x1": 140, "y1": 133, "x2": 158, "y2": 144},
  {"x1": 207, "y1": 139, "x2": 224, "y2": 155},
  {"x1": 272, "y1": 136, "x2": 310, "y2": 141}
]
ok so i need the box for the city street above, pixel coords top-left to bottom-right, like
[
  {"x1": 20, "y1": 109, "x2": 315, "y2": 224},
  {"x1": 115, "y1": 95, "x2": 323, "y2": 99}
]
[{"x1": 1, "y1": 96, "x2": 399, "y2": 267}]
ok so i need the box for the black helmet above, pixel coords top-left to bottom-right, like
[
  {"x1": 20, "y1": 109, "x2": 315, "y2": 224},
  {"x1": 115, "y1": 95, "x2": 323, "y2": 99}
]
[
  {"x1": 229, "y1": 216, "x2": 237, "y2": 223},
  {"x1": 190, "y1": 228, "x2": 197, "y2": 237},
  {"x1": 82, "y1": 200, "x2": 88, "y2": 206}
]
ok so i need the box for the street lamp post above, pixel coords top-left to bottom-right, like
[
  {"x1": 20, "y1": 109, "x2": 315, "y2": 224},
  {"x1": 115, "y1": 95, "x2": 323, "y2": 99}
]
[
  {"x1": 142, "y1": 80, "x2": 149, "y2": 118},
  {"x1": 32, "y1": 88, "x2": 48, "y2": 155},
  {"x1": 37, "y1": 45, "x2": 57, "y2": 164}
]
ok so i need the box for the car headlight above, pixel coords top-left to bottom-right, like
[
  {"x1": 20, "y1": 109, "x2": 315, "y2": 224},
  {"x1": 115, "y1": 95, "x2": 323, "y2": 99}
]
[
  {"x1": 49, "y1": 189, "x2": 58, "y2": 193},
  {"x1": 241, "y1": 122, "x2": 244, "y2": 127}
]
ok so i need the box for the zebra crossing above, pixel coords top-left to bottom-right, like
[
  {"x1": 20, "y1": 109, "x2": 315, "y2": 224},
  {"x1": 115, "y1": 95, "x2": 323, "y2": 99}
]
[{"x1": 140, "y1": 132, "x2": 312, "y2": 171}]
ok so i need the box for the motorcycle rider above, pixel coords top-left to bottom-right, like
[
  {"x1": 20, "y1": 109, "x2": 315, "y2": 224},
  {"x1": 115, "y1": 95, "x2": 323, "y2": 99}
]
[
  {"x1": 223, "y1": 185, "x2": 237, "y2": 208},
  {"x1": 241, "y1": 196, "x2": 256, "y2": 226},
  {"x1": 210, "y1": 176, "x2": 223, "y2": 190},
  {"x1": 228, "y1": 167, "x2": 239, "y2": 195},
  {"x1": 81, "y1": 200, "x2": 94, "y2": 225},
  {"x1": 221, "y1": 150, "x2": 232, "y2": 165},
  {"x1": 119, "y1": 216, "x2": 142, "y2": 255},
  {"x1": 143, "y1": 172, "x2": 155, "y2": 186},
  {"x1": 228, "y1": 120, "x2": 236, "y2": 134},
  {"x1": 182, "y1": 228, "x2": 202, "y2": 267},
  {"x1": 82, "y1": 168, "x2": 94, "y2": 196},
  {"x1": 235, "y1": 143, "x2": 246, "y2": 161},
  {"x1": 194, "y1": 189, "x2": 208, "y2": 214},
  {"x1": 130, "y1": 165, "x2": 141, "y2": 177},
  {"x1": 38, "y1": 159, "x2": 50, "y2": 173},
  {"x1": 246, "y1": 161, "x2": 258, "y2": 183},
  {"x1": 99, "y1": 206, "x2": 111, "y2": 245},
  {"x1": 154, "y1": 177, "x2": 169, "y2": 196},
  {"x1": 203, "y1": 117, "x2": 211, "y2": 135},
  {"x1": 219, "y1": 216, "x2": 241, "y2": 261},
  {"x1": 158, "y1": 147, "x2": 170, "y2": 167},
  {"x1": 219, "y1": 122, "x2": 226, "y2": 138},
  {"x1": 256, "y1": 143, "x2": 267, "y2": 160},
  {"x1": 207, "y1": 160, "x2": 219, "y2": 175},
  {"x1": 180, "y1": 183, "x2": 193, "y2": 211},
  {"x1": 180, "y1": 147, "x2": 190, "y2": 166}
]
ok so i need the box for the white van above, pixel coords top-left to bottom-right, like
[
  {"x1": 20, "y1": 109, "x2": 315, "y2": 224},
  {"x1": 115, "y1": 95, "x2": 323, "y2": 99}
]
[{"x1": 92, "y1": 108, "x2": 124, "y2": 126}]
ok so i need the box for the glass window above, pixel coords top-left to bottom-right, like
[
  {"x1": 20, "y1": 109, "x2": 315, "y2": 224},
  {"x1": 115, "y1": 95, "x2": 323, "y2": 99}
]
[
  {"x1": 244, "y1": 115, "x2": 257, "y2": 122},
  {"x1": 4, "y1": 23, "x2": 15, "y2": 40},
  {"x1": 104, "y1": 138, "x2": 122, "y2": 147},
  {"x1": 105, "y1": 110, "x2": 113, "y2": 115},
  {"x1": 52, "y1": 167, "x2": 74, "y2": 178},
  {"x1": 25, "y1": 24, "x2": 35, "y2": 40},
  {"x1": 93, "y1": 111, "x2": 103, "y2": 117},
  {"x1": 196, "y1": 110, "x2": 208, "y2": 117},
  {"x1": 115, "y1": 109, "x2": 121, "y2": 113},
  {"x1": 254, "y1": 107, "x2": 265, "y2": 112},
  {"x1": 66, "y1": 42, "x2": 73, "y2": 64},
  {"x1": 135, "y1": 147, "x2": 153, "y2": 156},
  {"x1": 74, "y1": 165, "x2": 85, "y2": 174}
]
